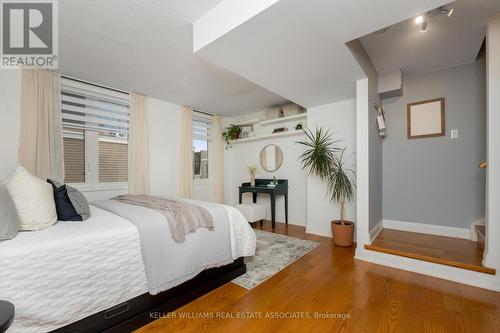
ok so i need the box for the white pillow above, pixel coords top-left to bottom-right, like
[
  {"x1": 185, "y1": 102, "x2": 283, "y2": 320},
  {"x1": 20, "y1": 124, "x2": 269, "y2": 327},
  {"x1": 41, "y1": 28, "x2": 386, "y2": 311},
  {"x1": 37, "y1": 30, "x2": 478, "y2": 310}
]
[{"x1": 5, "y1": 166, "x2": 57, "y2": 230}]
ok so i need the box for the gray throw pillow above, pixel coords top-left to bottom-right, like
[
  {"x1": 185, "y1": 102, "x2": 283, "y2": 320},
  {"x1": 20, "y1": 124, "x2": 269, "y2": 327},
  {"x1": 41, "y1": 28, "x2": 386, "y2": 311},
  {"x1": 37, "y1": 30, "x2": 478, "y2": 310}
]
[
  {"x1": 48, "y1": 180, "x2": 91, "y2": 221},
  {"x1": 0, "y1": 183, "x2": 19, "y2": 241},
  {"x1": 66, "y1": 185, "x2": 90, "y2": 220}
]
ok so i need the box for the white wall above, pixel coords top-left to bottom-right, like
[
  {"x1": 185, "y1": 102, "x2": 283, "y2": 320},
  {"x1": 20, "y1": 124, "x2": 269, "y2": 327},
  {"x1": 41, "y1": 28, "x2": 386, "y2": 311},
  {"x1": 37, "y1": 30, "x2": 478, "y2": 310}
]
[
  {"x1": 148, "y1": 99, "x2": 217, "y2": 201},
  {"x1": 347, "y1": 39, "x2": 382, "y2": 246},
  {"x1": 0, "y1": 70, "x2": 21, "y2": 180},
  {"x1": 484, "y1": 13, "x2": 500, "y2": 270},
  {"x1": 148, "y1": 97, "x2": 182, "y2": 197},
  {"x1": 306, "y1": 99, "x2": 357, "y2": 237},
  {"x1": 223, "y1": 110, "x2": 308, "y2": 226}
]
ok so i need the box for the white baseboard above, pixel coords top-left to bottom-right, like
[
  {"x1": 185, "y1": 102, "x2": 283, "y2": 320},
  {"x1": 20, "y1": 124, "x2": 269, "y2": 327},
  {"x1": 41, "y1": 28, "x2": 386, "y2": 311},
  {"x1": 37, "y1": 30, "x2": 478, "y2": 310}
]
[
  {"x1": 355, "y1": 247, "x2": 499, "y2": 292},
  {"x1": 382, "y1": 219, "x2": 470, "y2": 239},
  {"x1": 470, "y1": 218, "x2": 485, "y2": 242},
  {"x1": 305, "y1": 225, "x2": 332, "y2": 238},
  {"x1": 306, "y1": 224, "x2": 358, "y2": 242},
  {"x1": 369, "y1": 220, "x2": 383, "y2": 242}
]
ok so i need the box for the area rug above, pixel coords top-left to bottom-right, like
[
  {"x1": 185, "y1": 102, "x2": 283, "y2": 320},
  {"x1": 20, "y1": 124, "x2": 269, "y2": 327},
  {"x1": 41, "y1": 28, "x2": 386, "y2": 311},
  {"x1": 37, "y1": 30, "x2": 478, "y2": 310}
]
[{"x1": 232, "y1": 230, "x2": 320, "y2": 289}]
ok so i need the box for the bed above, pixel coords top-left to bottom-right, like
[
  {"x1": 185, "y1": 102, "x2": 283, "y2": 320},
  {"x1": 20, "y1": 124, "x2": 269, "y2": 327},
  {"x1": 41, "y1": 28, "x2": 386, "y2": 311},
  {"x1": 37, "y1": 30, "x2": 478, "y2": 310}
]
[{"x1": 0, "y1": 199, "x2": 256, "y2": 333}]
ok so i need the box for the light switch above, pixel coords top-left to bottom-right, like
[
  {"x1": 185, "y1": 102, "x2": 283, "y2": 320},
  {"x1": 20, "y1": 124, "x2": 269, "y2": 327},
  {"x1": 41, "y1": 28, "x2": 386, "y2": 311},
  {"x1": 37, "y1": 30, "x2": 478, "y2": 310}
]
[{"x1": 451, "y1": 129, "x2": 458, "y2": 139}]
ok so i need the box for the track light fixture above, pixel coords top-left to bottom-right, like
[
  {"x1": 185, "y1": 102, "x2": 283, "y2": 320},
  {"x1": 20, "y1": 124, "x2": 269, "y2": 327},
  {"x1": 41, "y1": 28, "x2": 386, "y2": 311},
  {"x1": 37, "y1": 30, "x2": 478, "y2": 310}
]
[
  {"x1": 439, "y1": 7, "x2": 454, "y2": 17},
  {"x1": 420, "y1": 20, "x2": 427, "y2": 33},
  {"x1": 415, "y1": 15, "x2": 427, "y2": 33}
]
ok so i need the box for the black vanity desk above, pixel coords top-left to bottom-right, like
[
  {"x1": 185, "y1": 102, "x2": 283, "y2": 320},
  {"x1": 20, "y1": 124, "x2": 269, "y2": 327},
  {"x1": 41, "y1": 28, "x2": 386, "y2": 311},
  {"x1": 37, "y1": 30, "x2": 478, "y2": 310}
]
[{"x1": 239, "y1": 179, "x2": 288, "y2": 229}]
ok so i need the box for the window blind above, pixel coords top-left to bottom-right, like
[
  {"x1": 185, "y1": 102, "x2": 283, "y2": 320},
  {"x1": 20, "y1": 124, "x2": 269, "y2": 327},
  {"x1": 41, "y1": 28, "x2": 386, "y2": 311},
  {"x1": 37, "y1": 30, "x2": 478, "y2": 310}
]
[
  {"x1": 61, "y1": 78, "x2": 130, "y2": 136},
  {"x1": 63, "y1": 136, "x2": 85, "y2": 183},
  {"x1": 192, "y1": 110, "x2": 213, "y2": 141},
  {"x1": 61, "y1": 77, "x2": 130, "y2": 184},
  {"x1": 99, "y1": 140, "x2": 128, "y2": 182}
]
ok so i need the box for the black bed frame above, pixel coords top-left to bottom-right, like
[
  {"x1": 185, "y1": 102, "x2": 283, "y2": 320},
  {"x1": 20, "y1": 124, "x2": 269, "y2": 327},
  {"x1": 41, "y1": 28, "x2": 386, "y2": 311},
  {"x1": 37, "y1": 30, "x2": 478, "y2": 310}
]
[{"x1": 51, "y1": 258, "x2": 246, "y2": 333}]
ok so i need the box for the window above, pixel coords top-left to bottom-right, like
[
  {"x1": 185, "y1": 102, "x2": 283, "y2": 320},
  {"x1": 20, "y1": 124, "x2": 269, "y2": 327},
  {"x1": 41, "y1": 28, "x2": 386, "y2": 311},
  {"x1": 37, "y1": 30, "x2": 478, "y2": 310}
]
[
  {"x1": 61, "y1": 78, "x2": 130, "y2": 189},
  {"x1": 192, "y1": 111, "x2": 213, "y2": 180}
]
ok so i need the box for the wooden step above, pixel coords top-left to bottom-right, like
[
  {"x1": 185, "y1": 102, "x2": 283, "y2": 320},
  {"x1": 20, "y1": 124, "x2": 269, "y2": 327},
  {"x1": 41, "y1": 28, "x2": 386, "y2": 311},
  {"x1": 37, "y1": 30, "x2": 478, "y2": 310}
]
[{"x1": 365, "y1": 229, "x2": 496, "y2": 275}]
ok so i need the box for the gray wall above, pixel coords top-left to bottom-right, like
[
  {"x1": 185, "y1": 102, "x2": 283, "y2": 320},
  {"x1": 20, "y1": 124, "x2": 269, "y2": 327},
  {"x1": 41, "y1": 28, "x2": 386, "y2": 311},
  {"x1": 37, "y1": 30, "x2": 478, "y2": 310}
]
[{"x1": 382, "y1": 59, "x2": 486, "y2": 228}]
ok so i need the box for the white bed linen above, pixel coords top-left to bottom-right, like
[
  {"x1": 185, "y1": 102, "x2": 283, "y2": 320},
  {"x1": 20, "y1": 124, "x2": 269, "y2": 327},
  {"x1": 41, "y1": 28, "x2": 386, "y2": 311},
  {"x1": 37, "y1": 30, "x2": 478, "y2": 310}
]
[{"x1": 0, "y1": 204, "x2": 255, "y2": 333}]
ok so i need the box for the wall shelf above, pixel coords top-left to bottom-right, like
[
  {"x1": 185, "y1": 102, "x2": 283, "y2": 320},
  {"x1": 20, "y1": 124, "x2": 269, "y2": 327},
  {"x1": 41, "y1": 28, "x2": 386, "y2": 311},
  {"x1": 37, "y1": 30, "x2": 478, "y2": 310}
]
[
  {"x1": 232, "y1": 129, "x2": 305, "y2": 144},
  {"x1": 231, "y1": 118, "x2": 261, "y2": 126},
  {"x1": 259, "y1": 113, "x2": 307, "y2": 126}
]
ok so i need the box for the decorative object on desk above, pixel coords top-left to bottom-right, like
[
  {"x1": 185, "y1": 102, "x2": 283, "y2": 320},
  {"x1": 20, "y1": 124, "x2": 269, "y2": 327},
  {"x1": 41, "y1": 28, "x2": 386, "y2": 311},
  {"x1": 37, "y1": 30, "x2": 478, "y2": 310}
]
[
  {"x1": 248, "y1": 165, "x2": 257, "y2": 187},
  {"x1": 374, "y1": 106, "x2": 386, "y2": 138},
  {"x1": 260, "y1": 144, "x2": 284, "y2": 172},
  {"x1": 222, "y1": 124, "x2": 242, "y2": 149},
  {"x1": 296, "y1": 127, "x2": 356, "y2": 247},
  {"x1": 407, "y1": 97, "x2": 445, "y2": 139},
  {"x1": 272, "y1": 127, "x2": 288, "y2": 134},
  {"x1": 295, "y1": 122, "x2": 303, "y2": 130}
]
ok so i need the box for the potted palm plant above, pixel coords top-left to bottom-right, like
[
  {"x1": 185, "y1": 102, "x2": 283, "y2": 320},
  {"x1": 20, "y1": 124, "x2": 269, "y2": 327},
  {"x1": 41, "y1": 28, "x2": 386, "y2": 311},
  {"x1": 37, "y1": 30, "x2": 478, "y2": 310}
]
[
  {"x1": 297, "y1": 127, "x2": 356, "y2": 247},
  {"x1": 326, "y1": 149, "x2": 355, "y2": 246}
]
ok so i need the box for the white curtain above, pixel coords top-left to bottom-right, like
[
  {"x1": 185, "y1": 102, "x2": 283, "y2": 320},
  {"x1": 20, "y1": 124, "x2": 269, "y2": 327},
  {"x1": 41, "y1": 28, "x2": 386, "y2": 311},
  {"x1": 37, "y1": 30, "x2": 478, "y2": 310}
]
[
  {"x1": 212, "y1": 114, "x2": 224, "y2": 203},
  {"x1": 178, "y1": 106, "x2": 193, "y2": 198},
  {"x1": 18, "y1": 69, "x2": 64, "y2": 182},
  {"x1": 128, "y1": 93, "x2": 150, "y2": 195}
]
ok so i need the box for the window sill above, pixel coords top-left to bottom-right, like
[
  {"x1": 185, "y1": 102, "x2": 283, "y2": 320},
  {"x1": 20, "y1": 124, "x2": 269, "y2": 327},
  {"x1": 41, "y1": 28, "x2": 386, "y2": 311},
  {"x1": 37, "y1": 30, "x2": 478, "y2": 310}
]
[
  {"x1": 68, "y1": 182, "x2": 128, "y2": 192},
  {"x1": 194, "y1": 179, "x2": 212, "y2": 186}
]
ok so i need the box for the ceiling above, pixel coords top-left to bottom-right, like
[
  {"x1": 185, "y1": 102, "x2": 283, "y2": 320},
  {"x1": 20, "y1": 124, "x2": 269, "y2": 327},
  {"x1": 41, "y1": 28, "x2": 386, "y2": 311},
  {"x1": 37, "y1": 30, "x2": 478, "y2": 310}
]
[
  {"x1": 360, "y1": 0, "x2": 500, "y2": 76},
  {"x1": 194, "y1": 0, "x2": 449, "y2": 109},
  {"x1": 59, "y1": 0, "x2": 451, "y2": 116},
  {"x1": 59, "y1": 0, "x2": 288, "y2": 116}
]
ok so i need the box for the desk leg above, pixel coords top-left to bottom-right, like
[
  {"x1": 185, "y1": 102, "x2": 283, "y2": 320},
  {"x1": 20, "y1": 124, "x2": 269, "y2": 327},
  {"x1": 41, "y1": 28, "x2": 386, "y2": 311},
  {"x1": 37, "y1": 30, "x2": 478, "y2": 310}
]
[
  {"x1": 271, "y1": 195, "x2": 276, "y2": 229},
  {"x1": 285, "y1": 194, "x2": 288, "y2": 224},
  {"x1": 239, "y1": 191, "x2": 242, "y2": 204},
  {"x1": 252, "y1": 192, "x2": 257, "y2": 203}
]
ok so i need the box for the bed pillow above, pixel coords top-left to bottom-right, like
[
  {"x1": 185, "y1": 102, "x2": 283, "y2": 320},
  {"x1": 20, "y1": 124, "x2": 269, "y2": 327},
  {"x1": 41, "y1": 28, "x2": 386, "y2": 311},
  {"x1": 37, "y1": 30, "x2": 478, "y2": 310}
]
[
  {"x1": 48, "y1": 179, "x2": 90, "y2": 221},
  {"x1": 0, "y1": 183, "x2": 19, "y2": 241},
  {"x1": 47, "y1": 179, "x2": 83, "y2": 221},
  {"x1": 5, "y1": 166, "x2": 57, "y2": 230}
]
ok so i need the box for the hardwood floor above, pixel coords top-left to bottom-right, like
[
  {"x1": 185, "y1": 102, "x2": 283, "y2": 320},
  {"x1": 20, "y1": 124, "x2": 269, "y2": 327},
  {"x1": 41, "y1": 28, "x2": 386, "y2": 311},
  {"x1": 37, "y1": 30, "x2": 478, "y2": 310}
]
[
  {"x1": 366, "y1": 229, "x2": 495, "y2": 274},
  {"x1": 135, "y1": 221, "x2": 500, "y2": 333}
]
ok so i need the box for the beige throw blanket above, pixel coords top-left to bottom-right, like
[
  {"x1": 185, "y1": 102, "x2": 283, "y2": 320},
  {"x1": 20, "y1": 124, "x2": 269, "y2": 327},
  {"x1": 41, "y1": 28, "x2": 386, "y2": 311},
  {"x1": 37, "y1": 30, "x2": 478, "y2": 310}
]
[{"x1": 111, "y1": 195, "x2": 214, "y2": 242}]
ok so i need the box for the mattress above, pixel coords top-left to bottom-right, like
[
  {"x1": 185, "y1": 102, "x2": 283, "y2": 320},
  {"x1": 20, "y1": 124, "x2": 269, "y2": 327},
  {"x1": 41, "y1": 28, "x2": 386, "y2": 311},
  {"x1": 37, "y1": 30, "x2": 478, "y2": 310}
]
[{"x1": 0, "y1": 203, "x2": 255, "y2": 333}]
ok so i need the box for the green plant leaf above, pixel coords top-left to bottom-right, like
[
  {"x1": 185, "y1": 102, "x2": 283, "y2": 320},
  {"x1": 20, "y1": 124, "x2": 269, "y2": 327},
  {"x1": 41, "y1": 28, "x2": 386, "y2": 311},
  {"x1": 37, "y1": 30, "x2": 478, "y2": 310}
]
[
  {"x1": 295, "y1": 127, "x2": 341, "y2": 179},
  {"x1": 326, "y1": 149, "x2": 356, "y2": 204}
]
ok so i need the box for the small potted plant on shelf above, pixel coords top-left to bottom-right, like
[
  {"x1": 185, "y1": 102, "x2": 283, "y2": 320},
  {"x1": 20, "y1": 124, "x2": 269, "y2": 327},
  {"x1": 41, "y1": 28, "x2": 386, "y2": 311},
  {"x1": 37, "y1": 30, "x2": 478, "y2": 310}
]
[
  {"x1": 296, "y1": 127, "x2": 356, "y2": 247},
  {"x1": 222, "y1": 124, "x2": 242, "y2": 149}
]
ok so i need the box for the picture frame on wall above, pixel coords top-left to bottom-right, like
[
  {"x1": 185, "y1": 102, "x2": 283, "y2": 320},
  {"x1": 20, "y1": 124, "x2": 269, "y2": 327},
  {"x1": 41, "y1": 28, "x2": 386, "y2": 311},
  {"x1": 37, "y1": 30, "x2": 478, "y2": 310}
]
[{"x1": 407, "y1": 97, "x2": 445, "y2": 139}]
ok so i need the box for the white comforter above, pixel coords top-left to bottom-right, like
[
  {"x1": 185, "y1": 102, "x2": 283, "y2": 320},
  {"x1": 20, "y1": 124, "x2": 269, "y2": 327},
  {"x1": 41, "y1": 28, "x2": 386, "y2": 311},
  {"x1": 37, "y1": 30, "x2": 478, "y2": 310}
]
[{"x1": 0, "y1": 204, "x2": 255, "y2": 333}]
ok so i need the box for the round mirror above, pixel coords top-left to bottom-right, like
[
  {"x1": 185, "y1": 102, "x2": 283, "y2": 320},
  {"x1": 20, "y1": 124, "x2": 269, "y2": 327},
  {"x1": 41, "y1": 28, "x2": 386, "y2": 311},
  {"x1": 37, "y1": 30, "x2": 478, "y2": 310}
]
[{"x1": 260, "y1": 144, "x2": 283, "y2": 172}]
